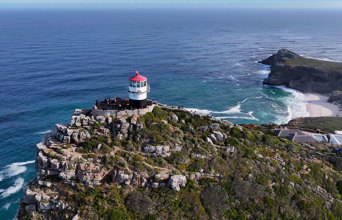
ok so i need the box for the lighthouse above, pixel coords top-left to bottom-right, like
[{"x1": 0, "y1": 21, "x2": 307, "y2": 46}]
[{"x1": 128, "y1": 71, "x2": 150, "y2": 108}]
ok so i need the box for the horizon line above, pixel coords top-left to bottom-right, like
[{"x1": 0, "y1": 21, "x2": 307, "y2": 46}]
[
  {"x1": 1, "y1": 5, "x2": 342, "y2": 10},
  {"x1": 1, "y1": 2, "x2": 342, "y2": 10}
]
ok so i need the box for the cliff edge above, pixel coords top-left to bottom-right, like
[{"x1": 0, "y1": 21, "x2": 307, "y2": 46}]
[
  {"x1": 261, "y1": 49, "x2": 342, "y2": 106},
  {"x1": 17, "y1": 101, "x2": 342, "y2": 219}
]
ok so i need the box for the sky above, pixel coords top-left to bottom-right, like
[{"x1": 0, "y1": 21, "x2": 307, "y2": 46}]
[{"x1": 1, "y1": 0, "x2": 342, "y2": 9}]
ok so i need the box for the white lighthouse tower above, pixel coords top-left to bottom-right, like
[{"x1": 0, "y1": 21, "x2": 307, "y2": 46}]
[{"x1": 128, "y1": 71, "x2": 150, "y2": 108}]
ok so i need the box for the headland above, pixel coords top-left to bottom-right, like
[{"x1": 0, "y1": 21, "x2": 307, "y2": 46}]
[{"x1": 261, "y1": 49, "x2": 342, "y2": 118}]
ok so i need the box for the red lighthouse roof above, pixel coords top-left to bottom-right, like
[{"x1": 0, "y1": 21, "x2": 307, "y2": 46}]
[{"x1": 129, "y1": 71, "x2": 147, "y2": 82}]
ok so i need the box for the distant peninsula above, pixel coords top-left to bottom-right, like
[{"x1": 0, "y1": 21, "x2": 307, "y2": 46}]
[{"x1": 260, "y1": 49, "x2": 342, "y2": 106}]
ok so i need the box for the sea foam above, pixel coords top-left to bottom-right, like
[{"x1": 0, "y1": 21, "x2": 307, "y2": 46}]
[
  {"x1": 0, "y1": 160, "x2": 34, "y2": 182},
  {"x1": 35, "y1": 130, "x2": 52, "y2": 135},
  {"x1": 275, "y1": 86, "x2": 310, "y2": 124},
  {"x1": 0, "y1": 177, "x2": 25, "y2": 198}
]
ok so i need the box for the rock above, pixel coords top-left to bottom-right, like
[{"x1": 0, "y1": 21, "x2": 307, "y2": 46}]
[
  {"x1": 112, "y1": 170, "x2": 132, "y2": 185},
  {"x1": 210, "y1": 134, "x2": 217, "y2": 142},
  {"x1": 95, "y1": 115, "x2": 106, "y2": 124},
  {"x1": 71, "y1": 132, "x2": 79, "y2": 143},
  {"x1": 169, "y1": 175, "x2": 187, "y2": 191},
  {"x1": 170, "y1": 113, "x2": 179, "y2": 122},
  {"x1": 155, "y1": 173, "x2": 170, "y2": 181},
  {"x1": 199, "y1": 126, "x2": 208, "y2": 132},
  {"x1": 130, "y1": 115, "x2": 139, "y2": 124},
  {"x1": 50, "y1": 159, "x2": 60, "y2": 170},
  {"x1": 161, "y1": 120, "x2": 168, "y2": 125},
  {"x1": 72, "y1": 214, "x2": 80, "y2": 220},
  {"x1": 39, "y1": 201, "x2": 52, "y2": 211},
  {"x1": 213, "y1": 131, "x2": 224, "y2": 141},
  {"x1": 152, "y1": 182, "x2": 159, "y2": 189},
  {"x1": 62, "y1": 135, "x2": 71, "y2": 144},
  {"x1": 23, "y1": 188, "x2": 40, "y2": 204},
  {"x1": 174, "y1": 144, "x2": 182, "y2": 152},
  {"x1": 206, "y1": 137, "x2": 214, "y2": 145},
  {"x1": 25, "y1": 204, "x2": 37, "y2": 212},
  {"x1": 210, "y1": 123, "x2": 220, "y2": 130},
  {"x1": 144, "y1": 145, "x2": 171, "y2": 157},
  {"x1": 79, "y1": 129, "x2": 91, "y2": 142},
  {"x1": 226, "y1": 146, "x2": 235, "y2": 154}
]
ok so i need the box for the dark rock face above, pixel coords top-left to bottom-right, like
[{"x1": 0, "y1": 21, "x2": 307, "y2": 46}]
[{"x1": 260, "y1": 49, "x2": 342, "y2": 104}]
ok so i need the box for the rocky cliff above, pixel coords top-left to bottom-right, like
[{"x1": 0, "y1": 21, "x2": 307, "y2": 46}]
[
  {"x1": 261, "y1": 49, "x2": 342, "y2": 106},
  {"x1": 17, "y1": 102, "x2": 342, "y2": 219}
]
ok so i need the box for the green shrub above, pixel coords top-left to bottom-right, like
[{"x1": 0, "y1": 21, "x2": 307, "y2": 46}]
[{"x1": 336, "y1": 181, "x2": 342, "y2": 195}]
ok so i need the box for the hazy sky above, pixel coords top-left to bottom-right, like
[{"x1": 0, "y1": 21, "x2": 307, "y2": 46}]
[{"x1": 1, "y1": 0, "x2": 342, "y2": 9}]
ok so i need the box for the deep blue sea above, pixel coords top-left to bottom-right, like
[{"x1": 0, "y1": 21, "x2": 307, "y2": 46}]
[{"x1": 1, "y1": 8, "x2": 342, "y2": 219}]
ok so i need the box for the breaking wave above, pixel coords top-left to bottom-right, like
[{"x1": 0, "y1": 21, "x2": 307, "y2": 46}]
[
  {"x1": 35, "y1": 130, "x2": 52, "y2": 135},
  {"x1": 256, "y1": 69, "x2": 270, "y2": 75},
  {"x1": 218, "y1": 111, "x2": 259, "y2": 121},
  {"x1": 274, "y1": 86, "x2": 310, "y2": 124},
  {"x1": 0, "y1": 177, "x2": 25, "y2": 198},
  {"x1": 0, "y1": 160, "x2": 35, "y2": 182},
  {"x1": 2, "y1": 202, "x2": 11, "y2": 210},
  {"x1": 185, "y1": 99, "x2": 259, "y2": 121}
]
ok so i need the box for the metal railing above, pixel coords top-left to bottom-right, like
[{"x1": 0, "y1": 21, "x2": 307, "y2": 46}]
[{"x1": 127, "y1": 84, "x2": 150, "y2": 94}]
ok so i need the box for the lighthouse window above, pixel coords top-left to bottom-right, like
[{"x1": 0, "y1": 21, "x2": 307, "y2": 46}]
[
  {"x1": 130, "y1": 81, "x2": 133, "y2": 87},
  {"x1": 137, "y1": 82, "x2": 141, "y2": 88},
  {"x1": 144, "y1": 81, "x2": 147, "y2": 86},
  {"x1": 133, "y1": 81, "x2": 137, "y2": 87},
  {"x1": 141, "y1": 82, "x2": 144, "y2": 87}
]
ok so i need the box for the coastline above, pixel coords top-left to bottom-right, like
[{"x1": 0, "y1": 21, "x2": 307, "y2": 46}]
[{"x1": 304, "y1": 93, "x2": 342, "y2": 117}]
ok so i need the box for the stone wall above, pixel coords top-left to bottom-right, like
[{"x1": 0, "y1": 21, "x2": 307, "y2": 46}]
[{"x1": 91, "y1": 104, "x2": 156, "y2": 117}]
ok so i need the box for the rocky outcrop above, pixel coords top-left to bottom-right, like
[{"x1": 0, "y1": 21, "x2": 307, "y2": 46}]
[
  {"x1": 17, "y1": 101, "x2": 342, "y2": 220},
  {"x1": 261, "y1": 49, "x2": 342, "y2": 105}
]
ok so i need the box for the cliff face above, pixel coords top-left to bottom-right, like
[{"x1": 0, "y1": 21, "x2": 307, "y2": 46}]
[
  {"x1": 17, "y1": 103, "x2": 342, "y2": 219},
  {"x1": 261, "y1": 49, "x2": 342, "y2": 105}
]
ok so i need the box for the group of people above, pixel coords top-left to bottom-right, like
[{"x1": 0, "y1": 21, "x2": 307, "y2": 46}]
[{"x1": 95, "y1": 97, "x2": 129, "y2": 110}]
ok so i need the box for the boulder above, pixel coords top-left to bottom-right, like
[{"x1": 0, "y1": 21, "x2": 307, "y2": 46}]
[
  {"x1": 79, "y1": 129, "x2": 91, "y2": 142},
  {"x1": 170, "y1": 113, "x2": 179, "y2": 122},
  {"x1": 210, "y1": 134, "x2": 217, "y2": 142},
  {"x1": 169, "y1": 175, "x2": 187, "y2": 191},
  {"x1": 213, "y1": 131, "x2": 224, "y2": 141},
  {"x1": 210, "y1": 123, "x2": 220, "y2": 130},
  {"x1": 206, "y1": 137, "x2": 214, "y2": 145}
]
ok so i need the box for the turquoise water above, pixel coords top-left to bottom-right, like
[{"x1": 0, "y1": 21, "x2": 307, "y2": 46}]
[{"x1": 1, "y1": 9, "x2": 342, "y2": 219}]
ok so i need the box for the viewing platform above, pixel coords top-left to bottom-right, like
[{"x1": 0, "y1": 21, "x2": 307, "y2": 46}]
[{"x1": 92, "y1": 97, "x2": 155, "y2": 117}]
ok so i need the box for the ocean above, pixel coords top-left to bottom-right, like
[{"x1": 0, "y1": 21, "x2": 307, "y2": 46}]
[{"x1": 1, "y1": 8, "x2": 342, "y2": 219}]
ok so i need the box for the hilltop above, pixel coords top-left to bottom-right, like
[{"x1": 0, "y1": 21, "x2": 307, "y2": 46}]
[
  {"x1": 261, "y1": 49, "x2": 342, "y2": 106},
  {"x1": 16, "y1": 102, "x2": 342, "y2": 219}
]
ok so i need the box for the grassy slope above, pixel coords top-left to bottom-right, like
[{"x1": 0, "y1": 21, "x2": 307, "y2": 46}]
[
  {"x1": 287, "y1": 117, "x2": 342, "y2": 133},
  {"x1": 18, "y1": 107, "x2": 342, "y2": 220},
  {"x1": 282, "y1": 56, "x2": 342, "y2": 71}
]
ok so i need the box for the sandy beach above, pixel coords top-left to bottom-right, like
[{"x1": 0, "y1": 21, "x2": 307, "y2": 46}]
[{"x1": 305, "y1": 93, "x2": 342, "y2": 117}]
